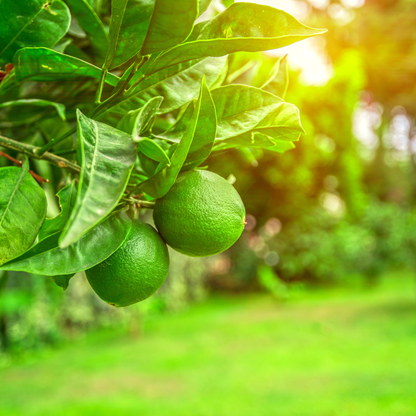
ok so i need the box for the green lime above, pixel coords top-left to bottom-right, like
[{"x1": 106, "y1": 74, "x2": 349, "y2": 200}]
[
  {"x1": 85, "y1": 219, "x2": 169, "y2": 307},
  {"x1": 153, "y1": 170, "x2": 246, "y2": 257}
]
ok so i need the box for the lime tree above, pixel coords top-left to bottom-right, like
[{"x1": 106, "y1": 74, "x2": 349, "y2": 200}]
[{"x1": 0, "y1": 1, "x2": 325, "y2": 306}]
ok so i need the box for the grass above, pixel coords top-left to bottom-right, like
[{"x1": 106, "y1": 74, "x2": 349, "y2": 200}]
[{"x1": 1, "y1": 273, "x2": 416, "y2": 416}]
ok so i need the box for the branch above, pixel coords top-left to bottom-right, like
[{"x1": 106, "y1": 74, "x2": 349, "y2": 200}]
[{"x1": 0, "y1": 135, "x2": 81, "y2": 173}]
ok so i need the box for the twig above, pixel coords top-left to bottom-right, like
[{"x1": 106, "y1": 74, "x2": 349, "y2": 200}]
[
  {"x1": 0, "y1": 150, "x2": 50, "y2": 183},
  {"x1": 0, "y1": 135, "x2": 80, "y2": 173}
]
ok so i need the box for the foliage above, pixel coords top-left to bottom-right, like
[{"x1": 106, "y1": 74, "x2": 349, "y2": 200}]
[{"x1": 0, "y1": 0, "x2": 325, "y2": 350}]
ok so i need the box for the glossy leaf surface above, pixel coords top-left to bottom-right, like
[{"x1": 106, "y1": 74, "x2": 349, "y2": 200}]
[
  {"x1": 112, "y1": 56, "x2": 227, "y2": 115},
  {"x1": 161, "y1": 85, "x2": 284, "y2": 141},
  {"x1": 147, "y1": 3, "x2": 326, "y2": 74},
  {"x1": 15, "y1": 48, "x2": 119, "y2": 85},
  {"x1": 0, "y1": 99, "x2": 66, "y2": 128},
  {"x1": 138, "y1": 139, "x2": 170, "y2": 164},
  {"x1": 0, "y1": 213, "x2": 131, "y2": 275},
  {"x1": 59, "y1": 111, "x2": 136, "y2": 248},
  {"x1": 0, "y1": 160, "x2": 47, "y2": 266},
  {"x1": 141, "y1": 0, "x2": 198, "y2": 55},
  {"x1": 52, "y1": 274, "x2": 75, "y2": 290},
  {"x1": 104, "y1": 0, "x2": 154, "y2": 69},
  {"x1": 39, "y1": 182, "x2": 77, "y2": 241},
  {"x1": 0, "y1": 0, "x2": 71, "y2": 65},
  {"x1": 139, "y1": 77, "x2": 209, "y2": 198},
  {"x1": 65, "y1": 0, "x2": 109, "y2": 58},
  {"x1": 117, "y1": 96, "x2": 163, "y2": 141},
  {"x1": 182, "y1": 80, "x2": 216, "y2": 171}
]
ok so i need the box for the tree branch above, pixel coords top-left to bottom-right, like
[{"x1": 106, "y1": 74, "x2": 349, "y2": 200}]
[{"x1": 0, "y1": 135, "x2": 80, "y2": 173}]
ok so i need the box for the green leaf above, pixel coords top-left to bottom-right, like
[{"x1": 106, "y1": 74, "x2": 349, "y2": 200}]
[
  {"x1": 14, "y1": 47, "x2": 119, "y2": 85},
  {"x1": 104, "y1": 0, "x2": 154, "y2": 70},
  {"x1": 138, "y1": 139, "x2": 170, "y2": 164},
  {"x1": 160, "y1": 85, "x2": 284, "y2": 142},
  {"x1": 159, "y1": 85, "x2": 304, "y2": 151},
  {"x1": 261, "y1": 54, "x2": 289, "y2": 99},
  {"x1": 39, "y1": 182, "x2": 77, "y2": 241},
  {"x1": 64, "y1": 0, "x2": 109, "y2": 59},
  {"x1": 59, "y1": 110, "x2": 136, "y2": 248},
  {"x1": 214, "y1": 132, "x2": 295, "y2": 153},
  {"x1": 117, "y1": 96, "x2": 163, "y2": 141},
  {"x1": 112, "y1": 56, "x2": 227, "y2": 115},
  {"x1": 247, "y1": 101, "x2": 305, "y2": 141},
  {"x1": 52, "y1": 37, "x2": 73, "y2": 53},
  {"x1": 182, "y1": 79, "x2": 216, "y2": 171},
  {"x1": 52, "y1": 274, "x2": 74, "y2": 290},
  {"x1": 146, "y1": 3, "x2": 326, "y2": 74},
  {"x1": 0, "y1": 0, "x2": 71, "y2": 65},
  {"x1": 198, "y1": 0, "x2": 211, "y2": 16},
  {"x1": 213, "y1": 102, "x2": 304, "y2": 151},
  {"x1": 0, "y1": 160, "x2": 47, "y2": 266},
  {"x1": 0, "y1": 99, "x2": 66, "y2": 128},
  {"x1": 0, "y1": 212, "x2": 131, "y2": 275},
  {"x1": 139, "y1": 77, "x2": 208, "y2": 198},
  {"x1": 140, "y1": 0, "x2": 198, "y2": 55}
]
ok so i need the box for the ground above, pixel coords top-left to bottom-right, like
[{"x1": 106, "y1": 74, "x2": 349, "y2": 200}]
[{"x1": 1, "y1": 273, "x2": 416, "y2": 416}]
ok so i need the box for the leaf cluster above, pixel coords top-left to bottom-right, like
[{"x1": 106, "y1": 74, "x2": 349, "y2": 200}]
[{"x1": 0, "y1": 0, "x2": 325, "y2": 288}]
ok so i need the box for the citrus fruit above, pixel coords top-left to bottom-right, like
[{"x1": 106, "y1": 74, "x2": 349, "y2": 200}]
[
  {"x1": 85, "y1": 219, "x2": 169, "y2": 307},
  {"x1": 153, "y1": 170, "x2": 246, "y2": 257}
]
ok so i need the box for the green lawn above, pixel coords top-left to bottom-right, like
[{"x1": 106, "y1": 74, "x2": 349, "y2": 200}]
[{"x1": 1, "y1": 274, "x2": 416, "y2": 416}]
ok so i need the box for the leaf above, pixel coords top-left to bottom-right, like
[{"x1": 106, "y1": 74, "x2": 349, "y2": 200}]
[
  {"x1": 140, "y1": 0, "x2": 198, "y2": 55},
  {"x1": 181, "y1": 79, "x2": 216, "y2": 171},
  {"x1": 159, "y1": 85, "x2": 285, "y2": 142},
  {"x1": 14, "y1": 47, "x2": 119, "y2": 85},
  {"x1": 198, "y1": 0, "x2": 211, "y2": 16},
  {"x1": 138, "y1": 139, "x2": 170, "y2": 164},
  {"x1": 261, "y1": 55, "x2": 289, "y2": 99},
  {"x1": 248, "y1": 102, "x2": 305, "y2": 141},
  {"x1": 0, "y1": 160, "x2": 47, "y2": 266},
  {"x1": 214, "y1": 132, "x2": 295, "y2": 153},
  {"x1": 39, "y1": 182, "x2": 77, "y2": 241},
  {"x1": 112, "y1": 56, "x2": 227, "y2": 115},
  {"x1": 146, "y1": 3, "x2": 326, "y2": 74},
  {"x1": 104, "y1": 0, "x2": 155, "y2": 70},
  {"x1": 0, "y1": 0, "x2": 71, "y2": 65},
  {"x1": 64, "y1": 0, "x2": 109, "y2": 59},
  {"x1": 116, "y1": 96, "x2": 163, "y2": 141},
  {"x1": 52, "y1": 274, "x2": 74, "y2": 290},
  {"x1": 59, "y1": 110, "x2": 136, "y2": 248},
  {"x1": 139, "y1": 77, "x2": 209, "y2": 198},
  {"x1": 0, "y1": 212, "x2": 131, "y2": 275},
  {"x1": 213, "y1": 102, "x2": 304, "y2": 151},
  {"x1": 0, "y1": 99, "x2": 66, "y2": 128}
]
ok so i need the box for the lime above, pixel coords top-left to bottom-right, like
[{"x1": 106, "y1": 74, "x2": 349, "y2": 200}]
[
  {"x1": 153, "y1": 170, "x2": 246, "y2": 257},
  {"x1": 85, "y1": 219, "x2": 169, "y2": 307}
]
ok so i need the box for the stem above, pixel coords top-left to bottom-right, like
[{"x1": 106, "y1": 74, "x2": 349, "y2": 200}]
[
  {"x1": 0, "y1": 135, "x2": 80, "y2": 173},
  {"x1": 0, "y1": 150, "x2": 50, "y2": 183},
  {"x1": 122, "y1": 197, "x2": 155, "y2": 209},
  {"x1": 95, "y1": 69, "x2": 108, "y2": 104},
  {"x1": 36, "y1": 126, "x2": 76, "y2": 156}
]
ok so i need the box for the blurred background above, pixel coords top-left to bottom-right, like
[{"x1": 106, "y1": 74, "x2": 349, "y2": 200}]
[{"x1": 1, "y1": 0, "x2": 416, "y2": 414}]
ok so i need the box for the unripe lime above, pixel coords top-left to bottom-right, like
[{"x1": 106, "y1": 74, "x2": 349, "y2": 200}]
[
  {"x1": 153, "y1": 170, "x2": 246, "y2": 257},
  {"x1": 85, "y1": 219, "x2": 169, "y2": 307}
]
